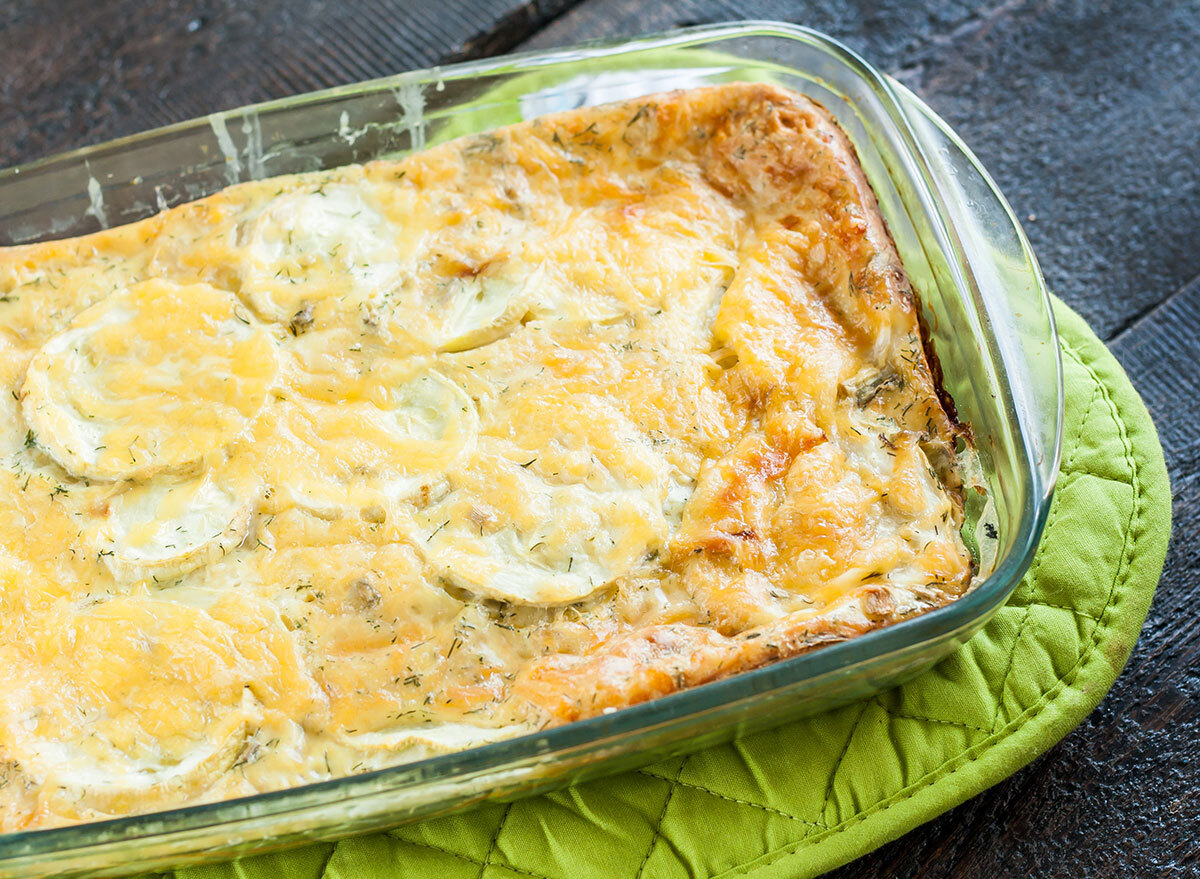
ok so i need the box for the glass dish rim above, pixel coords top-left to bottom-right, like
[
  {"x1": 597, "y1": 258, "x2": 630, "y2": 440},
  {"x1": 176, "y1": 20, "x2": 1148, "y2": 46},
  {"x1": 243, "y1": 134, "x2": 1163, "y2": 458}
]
[{"x1": 0, "y1": 19, "x2": 1062, "y2": 858}]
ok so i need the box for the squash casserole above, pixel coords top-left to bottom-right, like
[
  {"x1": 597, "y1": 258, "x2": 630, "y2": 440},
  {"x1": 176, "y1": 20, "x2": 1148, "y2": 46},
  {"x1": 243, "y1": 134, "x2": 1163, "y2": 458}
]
[{"x1": 0, "y1": 83, "x2": 975, "y2": 829}]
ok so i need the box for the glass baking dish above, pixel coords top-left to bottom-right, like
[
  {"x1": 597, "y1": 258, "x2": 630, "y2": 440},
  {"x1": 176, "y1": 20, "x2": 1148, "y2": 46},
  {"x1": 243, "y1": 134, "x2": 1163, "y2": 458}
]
[{"x1": 0, "y1": 21, "x2": 1062, "y2": 878}]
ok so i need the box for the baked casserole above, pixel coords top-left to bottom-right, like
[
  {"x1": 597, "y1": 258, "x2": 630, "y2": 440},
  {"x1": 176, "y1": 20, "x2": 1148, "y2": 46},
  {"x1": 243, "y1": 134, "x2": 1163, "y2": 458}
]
[{"x1": 0, "y1": 83, "x2": 975, "y2": 830}]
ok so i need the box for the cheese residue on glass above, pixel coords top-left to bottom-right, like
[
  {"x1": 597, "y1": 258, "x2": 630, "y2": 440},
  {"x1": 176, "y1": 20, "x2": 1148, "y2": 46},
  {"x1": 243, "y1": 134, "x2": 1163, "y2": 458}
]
[{"x1": 0, "y1": 83, "x2": 974, "y2": 830}]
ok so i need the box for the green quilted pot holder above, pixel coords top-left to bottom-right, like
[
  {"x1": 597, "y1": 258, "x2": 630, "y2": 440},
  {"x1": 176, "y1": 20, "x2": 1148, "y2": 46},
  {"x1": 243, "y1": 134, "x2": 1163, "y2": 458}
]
[{"x1": 157, "y1": 297, "x2": 1170, "y2": 879}]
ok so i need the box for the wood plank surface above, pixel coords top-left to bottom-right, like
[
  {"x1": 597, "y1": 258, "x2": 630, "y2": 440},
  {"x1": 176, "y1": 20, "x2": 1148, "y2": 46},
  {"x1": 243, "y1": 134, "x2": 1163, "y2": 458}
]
[
  {"x1": 3, "y1": 1, "x2": 1199, "y2": 877},
  {"x1": 0, "y1": 0, "x2": 574, "y2": 167}
]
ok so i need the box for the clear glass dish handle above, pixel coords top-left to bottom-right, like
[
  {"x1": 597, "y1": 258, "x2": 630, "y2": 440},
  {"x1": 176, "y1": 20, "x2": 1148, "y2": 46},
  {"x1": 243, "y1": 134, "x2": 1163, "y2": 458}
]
[{"x1": 889, "y1": 78, "x2": 1063, "y2": 502}]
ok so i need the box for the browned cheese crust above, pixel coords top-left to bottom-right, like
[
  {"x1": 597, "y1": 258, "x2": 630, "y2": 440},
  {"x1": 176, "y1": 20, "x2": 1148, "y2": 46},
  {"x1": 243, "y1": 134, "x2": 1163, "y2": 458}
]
[{"x1": 510, "y1": 84, "x2": 971, "y2": 721}]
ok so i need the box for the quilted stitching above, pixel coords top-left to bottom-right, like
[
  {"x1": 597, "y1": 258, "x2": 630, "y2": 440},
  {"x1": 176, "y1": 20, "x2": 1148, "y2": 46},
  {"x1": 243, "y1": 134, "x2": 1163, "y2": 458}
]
[
  {"x1": 385, "y1": 837, "x2": 552, "y2": 879},
  {"x1": 880, "y1": 705, "x2": 990, "y2": 736},
  {"x1": 818, "y1": 702, "x2": 871, "y2": 828},
  {"x1": 478, "y1": 804, "x2": 514, "y2": 879},
  {"x1": 705, "y1": 330, "x2": 1153, "y2": 879},
  {"x1": 634, "y1": 771, "x2": 823, "y2": 827},
  {"x1": 990, "y1": 606, "x2": 1033, "y2": 734},
  {"x1": 163, "y1": 299, "x2": 1170, "y2": 879},
  {"x1": 635, "y1": 756, "x2": 690, "y2": 878}
]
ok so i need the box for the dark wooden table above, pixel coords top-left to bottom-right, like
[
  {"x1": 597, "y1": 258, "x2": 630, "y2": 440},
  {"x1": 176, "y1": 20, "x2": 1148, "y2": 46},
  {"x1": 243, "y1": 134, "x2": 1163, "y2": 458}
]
[{"x1": 4, "y1": 1, "x2": 1198, "y2": 875}]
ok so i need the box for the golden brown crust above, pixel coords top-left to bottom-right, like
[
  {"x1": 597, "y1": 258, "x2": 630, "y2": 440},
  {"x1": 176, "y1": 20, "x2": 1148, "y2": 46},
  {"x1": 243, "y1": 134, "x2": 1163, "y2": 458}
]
[
  {"x1": 505, "y1": 84, "x2": 973, "y2": 724},
  {"x1": 515, "y1": 617, "x2": 871, "y2": 724}
]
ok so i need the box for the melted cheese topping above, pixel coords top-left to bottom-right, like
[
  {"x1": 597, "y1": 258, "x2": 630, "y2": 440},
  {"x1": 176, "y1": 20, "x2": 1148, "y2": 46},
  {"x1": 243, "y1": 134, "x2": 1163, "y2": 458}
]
[
  {"x1": 93, "y1": 470, "x2": 256, "y2": 582},
  {"x1": 240, "y1": 183, "x2": 403, "y2": 324},
  {"x1": 22, "y1": 278, "x2": 276, "y2": 481},
  {"x1": 0, "y1": 84, "x2": 975, "y2": 830}
]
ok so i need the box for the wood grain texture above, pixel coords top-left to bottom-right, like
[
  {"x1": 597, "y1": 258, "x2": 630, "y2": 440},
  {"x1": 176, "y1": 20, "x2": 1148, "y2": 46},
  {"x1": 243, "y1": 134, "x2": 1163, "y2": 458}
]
[
  {"x1": 2, "y1": 1, "x2": 1198, "y2": 876},
  {"x1": 0, "y1": 0, "x2": 574, "y2": 168}
]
